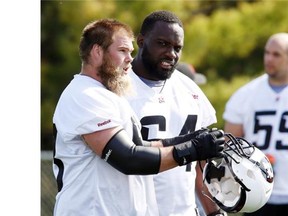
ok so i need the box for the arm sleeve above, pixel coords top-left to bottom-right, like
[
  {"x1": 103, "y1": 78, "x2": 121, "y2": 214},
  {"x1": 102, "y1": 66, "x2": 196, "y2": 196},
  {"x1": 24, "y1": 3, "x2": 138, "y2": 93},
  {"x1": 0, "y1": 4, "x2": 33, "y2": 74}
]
[{"x1": 102, "y1": 129, "x2": 161, "y2": 175}]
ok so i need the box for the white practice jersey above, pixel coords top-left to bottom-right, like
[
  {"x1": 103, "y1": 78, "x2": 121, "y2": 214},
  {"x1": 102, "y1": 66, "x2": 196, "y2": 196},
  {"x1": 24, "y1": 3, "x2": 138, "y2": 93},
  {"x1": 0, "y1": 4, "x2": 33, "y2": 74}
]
[
  {"x1": 53, "y1": 74, "x2": 158, "y2": 216},
  {"x1": 126, "y1": 70, "x2": 217, "y2": 216},
  {"x1": 223, "y1": 74, "x2": 288, "y2": 204}
]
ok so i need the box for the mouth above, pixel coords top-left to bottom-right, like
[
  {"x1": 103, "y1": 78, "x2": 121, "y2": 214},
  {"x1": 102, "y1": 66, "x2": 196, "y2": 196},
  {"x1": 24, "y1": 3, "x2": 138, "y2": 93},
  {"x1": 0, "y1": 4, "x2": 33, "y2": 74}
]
[
  {"x1": 160, "y1": 60, "x2": 174, "y2": 70},
  {"x1": 264, "y1": 64, "x2": 275, "y2": 72},
  {"x1": 122, "y1": 66, "x2": 130, "y2": 75}
]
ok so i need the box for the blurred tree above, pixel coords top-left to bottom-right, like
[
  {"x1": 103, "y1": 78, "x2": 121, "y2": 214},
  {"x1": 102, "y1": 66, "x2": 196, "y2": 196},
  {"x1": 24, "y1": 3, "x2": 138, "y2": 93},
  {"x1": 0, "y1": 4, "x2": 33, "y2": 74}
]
[
  {"x1": 182, "y1": 0, "x2": 288, "y2": 79},
  {"x1": 41, "y1": 0, "x2": 288, "y2": 150}
]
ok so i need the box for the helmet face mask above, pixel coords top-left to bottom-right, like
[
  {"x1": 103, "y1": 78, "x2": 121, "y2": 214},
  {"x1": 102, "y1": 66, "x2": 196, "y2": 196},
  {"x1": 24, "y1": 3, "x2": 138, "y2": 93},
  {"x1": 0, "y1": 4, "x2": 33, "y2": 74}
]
[{"x1": 203, "y1": 133, "x2": 274, "y2": 213}]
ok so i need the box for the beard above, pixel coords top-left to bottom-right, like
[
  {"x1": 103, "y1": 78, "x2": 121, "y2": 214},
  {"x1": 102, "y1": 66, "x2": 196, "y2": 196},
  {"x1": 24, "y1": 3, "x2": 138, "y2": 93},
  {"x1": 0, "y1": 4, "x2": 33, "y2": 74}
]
[
  {"x1": 141, "y1": 44, "x2": 176, "y2": 80},
  {"x1": 98, "y1": 53, "x2": 132, "y2": 96}
]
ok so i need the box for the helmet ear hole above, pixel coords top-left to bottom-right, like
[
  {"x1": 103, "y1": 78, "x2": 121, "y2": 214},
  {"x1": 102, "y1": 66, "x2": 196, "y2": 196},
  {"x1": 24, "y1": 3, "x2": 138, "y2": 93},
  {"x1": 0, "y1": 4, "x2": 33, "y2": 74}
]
[{"x1": 247, "y1": 169, "x2": 255, "y2": 179}]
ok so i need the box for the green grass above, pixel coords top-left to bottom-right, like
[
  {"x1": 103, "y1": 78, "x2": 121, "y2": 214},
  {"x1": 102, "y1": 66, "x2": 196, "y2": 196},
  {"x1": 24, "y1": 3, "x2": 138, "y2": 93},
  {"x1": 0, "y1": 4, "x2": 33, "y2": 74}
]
[{"x1": 41, "y1": 160, "x2": 57, "y2": 216}]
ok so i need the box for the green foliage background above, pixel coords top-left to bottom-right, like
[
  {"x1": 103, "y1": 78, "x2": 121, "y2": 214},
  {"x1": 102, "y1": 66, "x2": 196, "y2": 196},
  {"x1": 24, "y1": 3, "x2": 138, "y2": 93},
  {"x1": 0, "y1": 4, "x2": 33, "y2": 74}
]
[{"x1": 41, "y1": 0, "x2": 288, "y2": 150}]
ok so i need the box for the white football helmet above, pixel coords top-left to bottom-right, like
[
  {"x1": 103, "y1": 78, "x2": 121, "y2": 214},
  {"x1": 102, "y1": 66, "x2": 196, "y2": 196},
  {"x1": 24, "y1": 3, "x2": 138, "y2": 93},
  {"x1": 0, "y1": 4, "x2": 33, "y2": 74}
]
[{"x1": 203, "y1": 133, "x2": 274, "y2": 213}]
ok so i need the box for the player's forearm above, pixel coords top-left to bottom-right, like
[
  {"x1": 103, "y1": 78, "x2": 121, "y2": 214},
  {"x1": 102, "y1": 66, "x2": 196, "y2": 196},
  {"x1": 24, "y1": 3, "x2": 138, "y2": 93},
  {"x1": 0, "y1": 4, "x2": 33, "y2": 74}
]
[
  {"x1": 143, "y1": 140, "x2": 163, "y2": 147},
  {"x1": 101, "y1": 128, "x2": 224, "y2": 175},
  {"x1": 158, "y1": 147, "x2": 178, "y2": 171}
]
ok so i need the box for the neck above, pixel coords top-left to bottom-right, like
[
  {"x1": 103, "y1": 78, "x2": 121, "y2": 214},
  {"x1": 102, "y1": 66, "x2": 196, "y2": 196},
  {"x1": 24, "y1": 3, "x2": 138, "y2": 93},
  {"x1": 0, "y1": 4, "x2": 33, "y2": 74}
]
[
  {"x1": 80, "y1": 64, "x2": 102, "y2": 82},
  {"x1": 268, "y1": 77, "x2": 288, "y2": 86},
  {"x1": 132, "y1": 56, "x2": 144, "y2": 77},
  {"x1": 132, "y1": 56, "x2": 156, "y2": 80}
]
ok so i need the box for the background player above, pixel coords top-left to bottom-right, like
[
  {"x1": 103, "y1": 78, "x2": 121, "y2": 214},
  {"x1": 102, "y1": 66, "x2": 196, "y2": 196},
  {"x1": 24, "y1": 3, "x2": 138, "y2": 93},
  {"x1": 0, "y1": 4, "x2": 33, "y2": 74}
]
[
  {"x1": 223, "y1": 32, "x2": 288, "y2": 216},
  {"x1": 126, "y1": 10, "x2": 226, "y2": 216}
]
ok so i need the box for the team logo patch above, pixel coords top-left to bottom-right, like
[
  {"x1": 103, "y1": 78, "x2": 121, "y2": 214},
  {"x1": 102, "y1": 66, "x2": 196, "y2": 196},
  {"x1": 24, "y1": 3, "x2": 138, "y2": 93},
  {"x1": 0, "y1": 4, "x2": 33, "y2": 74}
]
[
  {"x1": 97, "y1": 119, "x2": 111, "y2": 127},
  {"x1": 192, "y1": 94, "x2": 198, "y2": 99},
  {"x1": 158, "y1": 96, "x2": 165, "y2": 103}
]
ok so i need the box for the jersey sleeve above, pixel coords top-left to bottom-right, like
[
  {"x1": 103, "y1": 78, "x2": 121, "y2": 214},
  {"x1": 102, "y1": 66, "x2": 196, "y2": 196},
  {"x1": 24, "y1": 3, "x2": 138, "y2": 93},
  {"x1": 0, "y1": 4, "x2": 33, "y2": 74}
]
[
  {"x1": 54, "y1": 86, "x2": 124, "y2": 142},
  {"x1": 223, "y1": 87, "x2": 248, "y2": 124}
]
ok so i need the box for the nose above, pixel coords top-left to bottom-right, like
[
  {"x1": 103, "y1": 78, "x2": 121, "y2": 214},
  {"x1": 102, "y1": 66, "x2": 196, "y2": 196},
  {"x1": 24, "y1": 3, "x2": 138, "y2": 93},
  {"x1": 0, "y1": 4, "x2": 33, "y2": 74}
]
[
  {"x1": 165, "y1": 46, "x2": 177, "y2": 59},
  {"x1": 126, "y1": 53, "x2": 133, "y2": 63},
  {"x1": 264, "y1": 54, "x2": 272, "y2": 65}
]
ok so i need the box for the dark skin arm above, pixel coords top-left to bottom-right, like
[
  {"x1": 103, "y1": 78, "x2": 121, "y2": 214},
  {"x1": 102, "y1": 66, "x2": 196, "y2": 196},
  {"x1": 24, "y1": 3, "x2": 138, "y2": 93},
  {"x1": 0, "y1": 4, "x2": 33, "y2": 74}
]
[{"x1": 195, "y1": 160, "x2": 222, "y2": 215}]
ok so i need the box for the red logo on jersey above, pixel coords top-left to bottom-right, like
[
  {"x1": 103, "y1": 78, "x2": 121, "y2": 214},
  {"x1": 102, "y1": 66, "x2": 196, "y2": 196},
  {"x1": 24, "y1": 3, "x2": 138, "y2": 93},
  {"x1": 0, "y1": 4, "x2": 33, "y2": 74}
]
[
  {"x1": 192, "y1": 94, "x2": 199, "y2": 99},
  {"x1": 97, "y1": 119, "x2": 111, "y2": 127},
  {"x1": 158, "y1": 96, "x2": 165, "y2": 103}
]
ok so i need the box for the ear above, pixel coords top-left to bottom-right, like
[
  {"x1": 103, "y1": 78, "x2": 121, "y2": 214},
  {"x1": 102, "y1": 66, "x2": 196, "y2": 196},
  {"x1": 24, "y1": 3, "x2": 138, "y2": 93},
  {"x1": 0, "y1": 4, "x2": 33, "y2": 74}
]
[
  {"x1": 91, "y1": 44, "x2": 103, "y2": 61},
  {"x1": 137, "y1": 34, "x2": 144, "y2": 48}
]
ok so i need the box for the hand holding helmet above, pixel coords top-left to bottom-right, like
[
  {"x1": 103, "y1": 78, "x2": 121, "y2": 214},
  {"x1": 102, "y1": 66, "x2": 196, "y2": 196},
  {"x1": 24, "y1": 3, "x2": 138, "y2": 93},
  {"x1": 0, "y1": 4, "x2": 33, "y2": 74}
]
[
  {"x1": 192, "y1": 128, "x2": 225, "y2": 160},
  {"x1": 172, "y1": 128, "x2": 225, "y2": 165}
]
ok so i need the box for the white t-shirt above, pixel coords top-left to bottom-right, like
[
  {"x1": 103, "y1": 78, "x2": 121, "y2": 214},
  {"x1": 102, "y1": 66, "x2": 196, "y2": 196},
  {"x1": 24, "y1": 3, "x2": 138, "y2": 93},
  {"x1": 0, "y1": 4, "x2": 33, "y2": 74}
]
[
  {"x1": 223, "y1": 74, "x2": 288, "y2": 204},
  {"x1": 126, "y1": 70, "x2": 217, "y2": 216},
  {"x1": 53, "y1": 74, "x2": 158, "y2": 216}
]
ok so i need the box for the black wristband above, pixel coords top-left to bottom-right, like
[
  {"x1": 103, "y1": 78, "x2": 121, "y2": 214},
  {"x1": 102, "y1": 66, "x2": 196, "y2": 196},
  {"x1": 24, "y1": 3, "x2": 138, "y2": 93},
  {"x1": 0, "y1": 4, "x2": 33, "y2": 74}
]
[{"x1": 172, "y1": 140, "x2": 198, "y2": 165}]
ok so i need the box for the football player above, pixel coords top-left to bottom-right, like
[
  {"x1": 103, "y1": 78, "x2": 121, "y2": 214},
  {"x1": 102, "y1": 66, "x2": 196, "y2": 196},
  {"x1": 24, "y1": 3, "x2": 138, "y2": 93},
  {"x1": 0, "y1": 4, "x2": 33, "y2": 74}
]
[
  {"x1": 126, "y1": 11, "x2": 226, "y2": 216},
  {"x1": 223, "y1": 33, "x2": 288, "y2": 216}
]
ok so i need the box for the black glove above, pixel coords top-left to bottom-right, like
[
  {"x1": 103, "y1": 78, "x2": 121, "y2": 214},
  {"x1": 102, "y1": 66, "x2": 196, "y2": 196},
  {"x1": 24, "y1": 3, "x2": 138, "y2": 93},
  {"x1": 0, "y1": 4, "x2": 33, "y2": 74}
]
[
  {"x1": 162, "y1": 128, "x2": 210, "y2": 146},
  {"x1": 172, "y1": 128, "x2": 225, "y2": 165}
]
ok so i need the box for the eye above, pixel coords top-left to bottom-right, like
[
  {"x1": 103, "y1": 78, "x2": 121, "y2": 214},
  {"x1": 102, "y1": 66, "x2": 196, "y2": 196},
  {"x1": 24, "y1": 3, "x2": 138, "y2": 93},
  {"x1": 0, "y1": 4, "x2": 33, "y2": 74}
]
[
  {"x1": 158, "y1": 40, "x2": 167, "y2": 47},
  {"x1": 119, "y1": 48, "x2": 133, "y2": 55},
  {"x1": 273, "y1": 52, "x2": 281, "y2": 58},
  {"x1": 174, "y1": 46, "x2": 182, "y2": 53}
]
